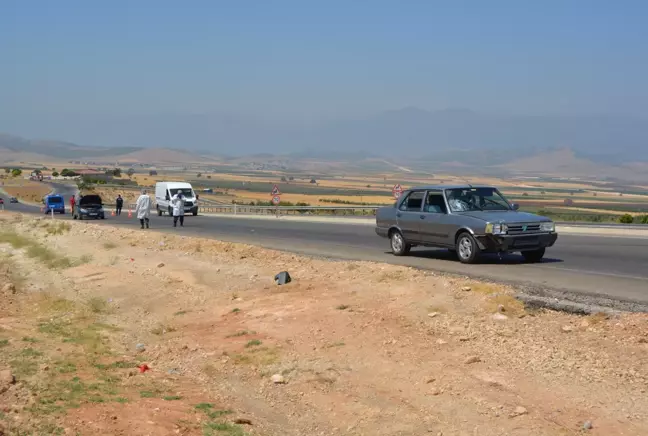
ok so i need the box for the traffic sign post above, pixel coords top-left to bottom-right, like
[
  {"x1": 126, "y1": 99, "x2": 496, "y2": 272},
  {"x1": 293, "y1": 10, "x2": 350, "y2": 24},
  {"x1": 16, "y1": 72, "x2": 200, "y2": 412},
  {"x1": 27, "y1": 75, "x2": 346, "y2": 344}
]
[
  {"x1": 270, "y1": 185, "x2": 281, "y2": 217},
  {"x1": 392, "y1": 184, "x2": 403, "y2": 200},
  {"x1": 272, "y1": 195, "x2": 281, "y2": 217}
]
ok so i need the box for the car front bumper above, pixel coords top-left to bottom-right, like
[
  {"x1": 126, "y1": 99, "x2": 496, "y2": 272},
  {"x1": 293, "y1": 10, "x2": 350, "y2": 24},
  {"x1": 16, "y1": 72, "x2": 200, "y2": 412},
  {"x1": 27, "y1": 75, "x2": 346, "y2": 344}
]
[{"x1": 475, "y1": 232, "x2": 558, "y2": 252}]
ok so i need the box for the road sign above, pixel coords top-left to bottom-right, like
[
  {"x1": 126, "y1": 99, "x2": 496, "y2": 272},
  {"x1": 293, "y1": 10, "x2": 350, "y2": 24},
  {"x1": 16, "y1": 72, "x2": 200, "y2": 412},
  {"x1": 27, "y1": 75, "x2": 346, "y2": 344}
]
[
  {"x1": 271, "y1": 184, "x2": 281, "y2": 196},
  {"x1": 271, "y1": 195, "x2": 281, "y2": 205},
  {"x1": 392, "y1": 184, "x2": 403, "y2": 199}
]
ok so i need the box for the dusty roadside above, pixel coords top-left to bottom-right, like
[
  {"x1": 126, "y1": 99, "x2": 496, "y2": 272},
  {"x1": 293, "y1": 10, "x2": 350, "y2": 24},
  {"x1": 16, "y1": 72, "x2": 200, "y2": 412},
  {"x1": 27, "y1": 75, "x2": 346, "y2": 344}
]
[{"x1": 1, "y1": 212, "x2": 647, "y2": 436}]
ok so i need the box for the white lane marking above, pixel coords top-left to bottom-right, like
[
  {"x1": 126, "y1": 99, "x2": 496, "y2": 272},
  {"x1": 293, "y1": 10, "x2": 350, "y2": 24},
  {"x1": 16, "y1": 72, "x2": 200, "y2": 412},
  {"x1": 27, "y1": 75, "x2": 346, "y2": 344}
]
[{"x1": 534, "y1": 264, "x2": 648, "y2": 281}]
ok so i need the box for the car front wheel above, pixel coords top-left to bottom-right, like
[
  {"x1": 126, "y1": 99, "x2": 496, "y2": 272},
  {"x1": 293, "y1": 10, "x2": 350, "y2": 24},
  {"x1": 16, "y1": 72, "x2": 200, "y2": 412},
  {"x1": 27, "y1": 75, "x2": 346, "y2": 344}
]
[
  {"x1": 390, "y1": 230, "x2": 411, "y2": 256},
  {"x1": 456, "y1": 232, "x2": 480, "y2": 264},
  {"x1": 522, "y1": 248, "x2": 545, "y2": 263}
]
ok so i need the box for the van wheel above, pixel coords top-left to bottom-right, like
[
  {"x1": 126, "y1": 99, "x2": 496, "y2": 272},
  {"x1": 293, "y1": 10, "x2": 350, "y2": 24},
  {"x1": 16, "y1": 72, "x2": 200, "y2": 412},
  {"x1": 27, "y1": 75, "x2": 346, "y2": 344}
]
[
  {"x1": 192, "y1": 209, "x2": 198, "y2": 216},
  {"x1": 456, "y1": 232, "x2": 480, "y2": 264},
  {"x1": 157, "y1": 206, "x2": 163, "y2": 216},
  {"x1": 168, "y1": 206, "x2": 172, "y2": 216},
  {"x1": 390, "y1": 230, "x2": 411, "y2": 256}
]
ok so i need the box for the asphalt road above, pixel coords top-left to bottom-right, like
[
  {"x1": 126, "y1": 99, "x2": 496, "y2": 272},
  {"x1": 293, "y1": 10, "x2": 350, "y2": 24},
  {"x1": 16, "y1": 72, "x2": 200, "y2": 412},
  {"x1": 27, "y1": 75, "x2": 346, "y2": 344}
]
[{"x1": 3, "y1": 186, "x2": 648, "y2": 307}]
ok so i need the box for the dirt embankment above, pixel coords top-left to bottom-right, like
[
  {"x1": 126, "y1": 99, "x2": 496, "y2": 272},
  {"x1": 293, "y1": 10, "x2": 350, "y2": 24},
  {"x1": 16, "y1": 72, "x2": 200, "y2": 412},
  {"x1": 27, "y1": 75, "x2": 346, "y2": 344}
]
[{"x1": 1, "y1": 213, "x2": 647, "y2": 435}]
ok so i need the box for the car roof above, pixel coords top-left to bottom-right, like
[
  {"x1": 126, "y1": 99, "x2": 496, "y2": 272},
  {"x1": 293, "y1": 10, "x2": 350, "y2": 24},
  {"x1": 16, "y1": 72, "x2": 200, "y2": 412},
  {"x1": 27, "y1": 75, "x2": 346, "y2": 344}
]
[{"x1": 408, "y1": 185, "x2": 495, "y2": 191}]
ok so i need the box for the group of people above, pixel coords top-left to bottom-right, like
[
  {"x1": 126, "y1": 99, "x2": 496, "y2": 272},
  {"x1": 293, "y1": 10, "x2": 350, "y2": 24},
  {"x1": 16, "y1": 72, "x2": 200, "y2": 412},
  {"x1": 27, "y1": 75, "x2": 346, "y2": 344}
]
[{"x1": 134, "y1": 189, "x2": 187, "y2": 229}]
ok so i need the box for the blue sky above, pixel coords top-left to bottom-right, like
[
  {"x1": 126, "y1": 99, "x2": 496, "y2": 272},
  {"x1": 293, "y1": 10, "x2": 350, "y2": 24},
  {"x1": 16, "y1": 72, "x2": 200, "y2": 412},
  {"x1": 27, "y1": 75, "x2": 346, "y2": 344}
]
[{"x1": 1, "y1": 0, "x2": 647, "y2": 127}]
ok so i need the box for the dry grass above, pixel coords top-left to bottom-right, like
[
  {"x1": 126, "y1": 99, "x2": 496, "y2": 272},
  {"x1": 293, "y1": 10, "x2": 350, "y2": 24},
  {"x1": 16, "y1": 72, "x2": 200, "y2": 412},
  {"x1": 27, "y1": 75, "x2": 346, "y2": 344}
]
[{"x1": 0, "y1": 230, "x2": 72, "y2": 269}]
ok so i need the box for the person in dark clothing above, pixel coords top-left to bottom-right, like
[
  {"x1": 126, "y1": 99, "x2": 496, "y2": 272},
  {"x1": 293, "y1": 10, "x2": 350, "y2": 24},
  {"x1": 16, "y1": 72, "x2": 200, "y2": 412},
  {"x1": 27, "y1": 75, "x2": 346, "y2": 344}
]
[{"x1": 115, "y1": 195, "x2": 124, "y2": 216}]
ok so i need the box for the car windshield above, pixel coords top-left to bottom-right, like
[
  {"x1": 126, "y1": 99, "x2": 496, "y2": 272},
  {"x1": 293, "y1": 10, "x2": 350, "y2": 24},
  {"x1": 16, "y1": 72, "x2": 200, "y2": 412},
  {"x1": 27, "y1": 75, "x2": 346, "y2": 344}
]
[
  {"x1": 80, "y1": 195, "x2": 102, "y2": 205},
  {"x1": 445, "y1": 188, "x2": 512, "y2": 212},
  {"x1": 170, "y1": 188, "x2": 193, "y2": 197},
  {"x1": 48, "y1": 197, "x2": 63, "y2": 204}
]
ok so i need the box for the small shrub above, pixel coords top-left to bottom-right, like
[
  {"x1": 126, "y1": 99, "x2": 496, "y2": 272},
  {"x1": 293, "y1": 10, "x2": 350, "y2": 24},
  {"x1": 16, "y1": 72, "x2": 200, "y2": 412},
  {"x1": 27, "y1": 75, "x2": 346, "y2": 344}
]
[
  {"x1": 245, "y1": 339, "x2": 262, "y2": 348},
  {"x1": 619, "y1": 214, "x2": 634, "y2": 224}
]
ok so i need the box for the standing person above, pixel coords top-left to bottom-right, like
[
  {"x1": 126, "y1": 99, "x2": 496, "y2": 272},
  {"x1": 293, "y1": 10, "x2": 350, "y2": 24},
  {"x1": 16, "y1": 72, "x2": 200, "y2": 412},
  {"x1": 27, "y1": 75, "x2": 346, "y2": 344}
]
[
  {"x1": 135, "y1": 189, "x2": 151, "y2": 229},
  {"x1": 69, "y1": 195, "x2": 76, "y2": 216},
  {"x1": 115, "y1": 194, "x2": 124, "y2": 216},
  {"x1": 171, "y1": 190, "x2": 185, "y2": 227}
]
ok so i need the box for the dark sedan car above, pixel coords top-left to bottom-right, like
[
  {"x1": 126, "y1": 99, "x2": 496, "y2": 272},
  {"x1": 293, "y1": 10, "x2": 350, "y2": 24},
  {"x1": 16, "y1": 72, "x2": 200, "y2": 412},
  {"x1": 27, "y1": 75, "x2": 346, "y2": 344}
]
[
  {"x1": 375, "y1": 185, "x2": 558, "y2": 264},
  {"x1": 73, "y1": 194, "x2": 106, "y2": 220}
]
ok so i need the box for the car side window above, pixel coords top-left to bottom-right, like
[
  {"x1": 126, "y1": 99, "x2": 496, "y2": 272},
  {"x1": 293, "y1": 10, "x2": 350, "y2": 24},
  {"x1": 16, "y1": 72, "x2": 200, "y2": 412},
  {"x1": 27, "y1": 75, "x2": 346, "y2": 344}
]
[
  {"x1": 399, "y1": 191, "x2": 424, "y2": 211},
  {"x1": 425, "y1": 193, "x2": 448, "y2": 214}
]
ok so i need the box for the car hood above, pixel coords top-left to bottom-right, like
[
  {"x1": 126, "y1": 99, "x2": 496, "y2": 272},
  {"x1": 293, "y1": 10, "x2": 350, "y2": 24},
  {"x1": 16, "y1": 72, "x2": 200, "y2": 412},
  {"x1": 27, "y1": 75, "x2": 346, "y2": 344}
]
[{"x1": 457, "y1": 210, "x2": 551, "y2": 223}]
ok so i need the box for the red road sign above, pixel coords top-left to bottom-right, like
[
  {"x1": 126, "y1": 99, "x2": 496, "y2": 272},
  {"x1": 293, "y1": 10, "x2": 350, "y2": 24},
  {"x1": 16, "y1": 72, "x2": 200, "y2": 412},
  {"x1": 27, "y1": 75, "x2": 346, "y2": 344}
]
[
  {"x1": 271, "y1": 184, "x2": 281, "y2": 196},
  {"x1": 271, "y1": 195, "x2": 281, "y2": 205},
  {"x1": 392, "y1": 184, "x2": 403, "y2": 199}
]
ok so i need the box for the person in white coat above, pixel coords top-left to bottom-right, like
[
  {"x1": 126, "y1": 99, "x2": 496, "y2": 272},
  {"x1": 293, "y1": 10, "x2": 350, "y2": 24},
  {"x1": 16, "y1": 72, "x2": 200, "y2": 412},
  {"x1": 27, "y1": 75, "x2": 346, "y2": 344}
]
[
  {"x1": 171, "y1": 191, "x2": 186, "y2": 227},
  {"x1": 135, "y1": 189, "x2": 151, "y2": 229}
]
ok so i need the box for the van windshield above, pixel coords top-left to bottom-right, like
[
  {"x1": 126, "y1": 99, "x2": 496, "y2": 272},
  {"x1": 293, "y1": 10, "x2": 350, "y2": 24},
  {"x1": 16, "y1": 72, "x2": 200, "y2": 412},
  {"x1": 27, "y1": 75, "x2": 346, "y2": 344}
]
[{"x1": 170, "y1": 188, "x2": 193, "y2": 197}]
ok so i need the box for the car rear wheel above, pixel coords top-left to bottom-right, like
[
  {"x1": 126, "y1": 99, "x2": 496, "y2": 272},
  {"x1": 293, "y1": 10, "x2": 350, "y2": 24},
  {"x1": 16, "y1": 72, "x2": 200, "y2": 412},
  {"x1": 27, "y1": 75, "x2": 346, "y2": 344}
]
[
  {"x1": 390, "y1": 230, "x2": 411, "y2": 256},
  {"x1": 456, "y1": 232, "x2": 480, "y2": 264},
  {"x1": 522, "y1": 248, "x2": 545, "y2": 263}
]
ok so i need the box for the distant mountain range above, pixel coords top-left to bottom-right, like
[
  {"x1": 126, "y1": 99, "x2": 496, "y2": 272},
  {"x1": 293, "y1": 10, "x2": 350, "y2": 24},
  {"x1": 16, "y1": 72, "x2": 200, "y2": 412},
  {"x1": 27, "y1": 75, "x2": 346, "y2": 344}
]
[{"x1": 2, "y1": 107, "x2": 647, "y2": 180}]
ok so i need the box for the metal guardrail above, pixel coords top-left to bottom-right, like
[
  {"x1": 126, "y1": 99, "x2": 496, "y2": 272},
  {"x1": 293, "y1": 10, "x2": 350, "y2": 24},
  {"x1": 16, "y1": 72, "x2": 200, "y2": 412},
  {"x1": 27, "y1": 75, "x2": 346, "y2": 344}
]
[{"x1": 114, "y1": 203, "x2": 379, "y2": 216}]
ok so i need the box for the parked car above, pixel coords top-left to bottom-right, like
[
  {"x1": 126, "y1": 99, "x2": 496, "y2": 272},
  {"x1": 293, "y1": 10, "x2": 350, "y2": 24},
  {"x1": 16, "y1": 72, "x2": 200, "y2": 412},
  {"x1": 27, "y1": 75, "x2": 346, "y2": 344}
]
[
  {"x1": 73, "y1": 194, "x2": 105, "y2": 220},
  {"x1": 375, "y1": 185, "x2": 558, "y2": 264},
  {"x1": 43, "y1": 194, "x2": 66, "y2": 214},
  {"x1": 9, "y1": 197, "x2": 18, "y2": 203}
]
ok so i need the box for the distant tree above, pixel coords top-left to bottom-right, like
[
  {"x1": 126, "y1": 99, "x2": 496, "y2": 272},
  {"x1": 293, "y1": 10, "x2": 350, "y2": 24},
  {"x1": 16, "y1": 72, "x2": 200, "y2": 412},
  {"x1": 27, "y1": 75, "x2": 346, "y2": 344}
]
[
  {"x1": 366, "y1": 184, "x2": 371, "y2": 188},
  {"x1": 570, "y1": 191, "x2": 574, "y2": 196},
  {"x1": 619, "y1": 193, "x2": 624, "y2": 197},
  {"x1": 563, "y1": 198, "x2": 574, "y2": 206},
  {"x1": 619, "y1": 214, "x2": 634, "y2": 224},
  {"x1": 310, "y1": 178, "x2": 317, "y2": 184},
  {"x1": 126, "y1": 168, "x2": 135, "y2": 178},
  {"x1": 197, "y1": 173, "x2": 202, "y2": 178},
  {"x1": 288, "y1": 176, "x2": 294, "y2": 181},
  {"x1": 280, "y1": 176, "x2": 287, "y2": 182},
  {"x1": 52, "y1": 171, "x2": 59, "y2": 177},
  {"x1": 593, "y1": 192, "x2": 597, "y2": 196},
  {"x1": 522, "y1": 192, "x2": 529, "y2": 196},
  {"x1": 11, "y1": 169, "x2": 22, "y2": 177},
  {"x1": 149, "y1": 170, "x2": 158, "y2": 176},
  {"x1": 207, "y1": 175, "x2": 211, "y2": 179},
  {"x1": 3, "y1": 168, "x2": 9, "y2": 174},
  {"x1": 33, "y1": 169, "x2": 42, "y2": 175},
  {"x1": 540, "y1": 191, "x2": 546, "y2": 195},
  {"x1": 112, "y1": 168, "x2": 122, "y2": 177}
]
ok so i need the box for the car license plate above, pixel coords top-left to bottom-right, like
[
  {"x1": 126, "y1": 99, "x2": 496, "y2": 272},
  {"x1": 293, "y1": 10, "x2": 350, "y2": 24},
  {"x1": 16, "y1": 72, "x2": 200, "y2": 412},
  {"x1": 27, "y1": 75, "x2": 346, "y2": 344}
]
[{"x1": 89, "y1": 213, "x2": 97, "y2": 216}]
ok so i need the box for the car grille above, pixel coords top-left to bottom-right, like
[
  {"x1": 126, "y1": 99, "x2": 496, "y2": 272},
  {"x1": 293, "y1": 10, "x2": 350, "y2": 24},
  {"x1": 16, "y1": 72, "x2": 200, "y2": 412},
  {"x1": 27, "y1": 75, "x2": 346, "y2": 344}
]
[
  {"x1": 184, "y1": 201, "x2": 194, "y2": 207},
  {"x1": 507, "y1": 223, "x2": 542, "y2": 235}
]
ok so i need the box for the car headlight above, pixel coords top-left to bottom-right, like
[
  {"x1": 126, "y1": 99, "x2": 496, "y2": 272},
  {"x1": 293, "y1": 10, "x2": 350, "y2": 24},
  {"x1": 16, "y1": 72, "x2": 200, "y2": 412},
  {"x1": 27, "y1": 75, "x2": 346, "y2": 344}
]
[
  {"x1": 540, "y1": 221, "x2": 555, "y2": 232},
  {"x1": 485, "y1": 222, "x2": 508, "y2": 235},
  {"x1": 80, "y1": 208, "x2": 88, "y2": 213}
]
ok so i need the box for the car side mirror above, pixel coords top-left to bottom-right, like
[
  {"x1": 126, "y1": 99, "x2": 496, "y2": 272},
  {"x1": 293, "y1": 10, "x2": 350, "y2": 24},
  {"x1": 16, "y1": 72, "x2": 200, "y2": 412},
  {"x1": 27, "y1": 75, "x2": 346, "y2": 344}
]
[{"x1": 511, "y1": 203, "x2": 520, "y2": 211}]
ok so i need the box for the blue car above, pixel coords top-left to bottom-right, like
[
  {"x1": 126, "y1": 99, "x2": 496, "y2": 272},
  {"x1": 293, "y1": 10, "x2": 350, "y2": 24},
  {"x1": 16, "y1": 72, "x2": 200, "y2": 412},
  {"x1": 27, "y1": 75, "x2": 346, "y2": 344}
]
[{"x1": 43, "y1": 194, "x2": 65, "y2": 214}]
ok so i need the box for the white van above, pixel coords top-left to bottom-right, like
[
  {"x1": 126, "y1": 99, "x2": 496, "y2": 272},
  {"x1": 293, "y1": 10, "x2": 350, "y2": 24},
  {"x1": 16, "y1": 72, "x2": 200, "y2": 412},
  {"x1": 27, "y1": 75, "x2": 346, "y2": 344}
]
[{"x1": 155, "y1": 182, "x2": 199, "y2": 216}]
